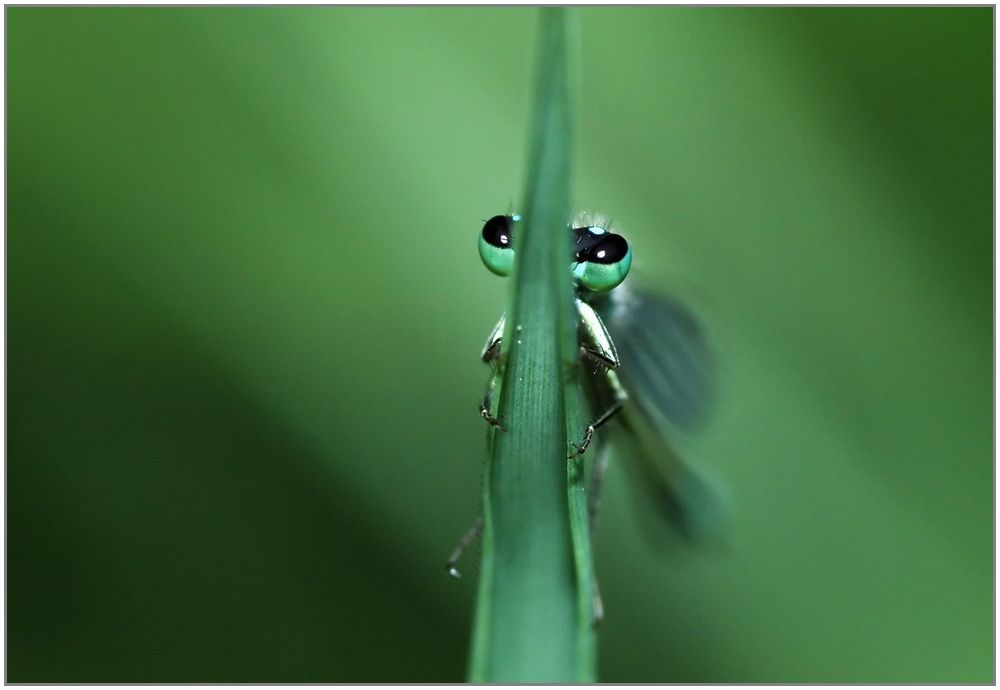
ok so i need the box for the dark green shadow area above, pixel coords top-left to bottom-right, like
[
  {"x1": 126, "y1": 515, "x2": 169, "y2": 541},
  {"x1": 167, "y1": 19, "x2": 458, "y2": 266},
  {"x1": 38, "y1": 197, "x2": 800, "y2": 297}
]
[{"x1": 8, "y1": 188, "x2": 466, "y2": 681}]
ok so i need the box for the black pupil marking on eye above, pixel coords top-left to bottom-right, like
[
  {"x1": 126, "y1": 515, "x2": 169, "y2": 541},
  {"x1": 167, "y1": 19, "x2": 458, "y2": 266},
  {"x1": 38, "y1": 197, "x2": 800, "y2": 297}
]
[
  {"x1": 573, "y1": 226, "x2": 628, "y2": 264},
  {"x1": 483, "y1": 215, "x2": 513, "y2": 248}
]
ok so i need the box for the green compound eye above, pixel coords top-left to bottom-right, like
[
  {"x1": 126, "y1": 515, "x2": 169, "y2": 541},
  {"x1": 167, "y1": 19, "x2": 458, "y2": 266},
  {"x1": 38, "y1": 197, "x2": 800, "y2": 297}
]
[
  {"x1": 572, "y1": 227, "x2": 632, "y2": 292},
  {"x1": 479, "y1": 214, "x2": 517, "y2": 276}
]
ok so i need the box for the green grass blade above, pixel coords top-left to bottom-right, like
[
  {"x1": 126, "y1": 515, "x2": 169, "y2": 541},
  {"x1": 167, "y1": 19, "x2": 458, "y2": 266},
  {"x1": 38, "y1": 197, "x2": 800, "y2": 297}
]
[
  {"x1": 565, "y1": 381, "x2": 598, "y2": 680},
  {"x1": 468, "y1": 7, "x2": 594, "y2": 683}
]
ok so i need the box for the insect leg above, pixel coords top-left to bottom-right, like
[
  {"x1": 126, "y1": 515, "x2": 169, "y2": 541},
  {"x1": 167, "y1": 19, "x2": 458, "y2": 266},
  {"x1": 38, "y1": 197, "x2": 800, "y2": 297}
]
[
  {"x1": 479, "y1": 314, "x2": 508, "y2": 430},
  {"x1": 481, "y1": 314, "x2": 505, "y2": 363},
  {"x1": 446, "y1": 515, "x2": 484, "y2": 578},
  {"x1": 479, "y1": 370, "x2": 507, "y2": 431},
  {"x1": 569, "y1": 368, "x2": 627, "y2": 458},
  {"x1": 569, "y1": 300, "x2": 625, "y2": 457},
  {"x1": 577, "y1": 299, "x2": 620, "y2": 369}
]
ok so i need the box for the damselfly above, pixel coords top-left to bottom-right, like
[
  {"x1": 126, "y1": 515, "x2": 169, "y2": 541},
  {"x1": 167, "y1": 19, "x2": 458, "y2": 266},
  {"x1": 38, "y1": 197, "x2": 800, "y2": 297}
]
[{"x1": 448, "y1": 212, "x2": 724, "y2": 579}]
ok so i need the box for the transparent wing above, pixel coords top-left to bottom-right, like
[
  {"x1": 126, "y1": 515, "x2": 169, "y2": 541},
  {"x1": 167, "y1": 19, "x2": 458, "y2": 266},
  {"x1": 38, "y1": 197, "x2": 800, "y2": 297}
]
[
  {"x1": 591, "y1": 284, "x2": 715, "y2": 432},
  {"x1": 613, "y1": 398, "x2": 728, "y2": 544},
  {"x1": 583, "y1": 285, "x2": 727, "y2": 543}
]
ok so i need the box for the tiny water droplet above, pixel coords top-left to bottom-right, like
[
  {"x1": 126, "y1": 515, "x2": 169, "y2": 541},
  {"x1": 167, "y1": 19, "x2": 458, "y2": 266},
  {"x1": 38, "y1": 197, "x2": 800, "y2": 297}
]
[
  {"x1": 448, "y1": 567, "x2": 461, "y2": 579},
  {"x1": 515, "y1": 324, "x2": 523, "y2": 332}
]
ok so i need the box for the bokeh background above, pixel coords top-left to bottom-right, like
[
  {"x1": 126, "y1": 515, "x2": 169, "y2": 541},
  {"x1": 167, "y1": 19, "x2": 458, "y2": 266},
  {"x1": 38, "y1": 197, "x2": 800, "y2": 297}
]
[{"x1": 7, "y1": 6, "x2": 993, "y2": 683}]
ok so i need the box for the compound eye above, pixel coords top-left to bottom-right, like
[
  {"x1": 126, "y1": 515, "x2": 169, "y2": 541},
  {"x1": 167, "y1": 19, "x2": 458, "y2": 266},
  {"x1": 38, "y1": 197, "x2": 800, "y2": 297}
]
[
  {"x1": 479, "y1": 214, "x2": 516, "y2": 276},
  {"x1": 574, "y1": 233, "x2": 632, "y2": 291}
]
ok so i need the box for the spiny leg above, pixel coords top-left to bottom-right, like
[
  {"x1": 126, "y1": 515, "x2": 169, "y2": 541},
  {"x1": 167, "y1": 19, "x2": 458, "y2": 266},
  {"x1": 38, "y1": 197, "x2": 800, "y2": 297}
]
[
  {"x1": 569, "y1": 301, "x2": 625, "y2": 458},
  {"x1": 453, "y1": 314, "x2": 505, "y2": 580},
  {"x1": 479, "y1": 369, "x2": 506, "y2": 431},
  {"x1": 480, "y1": 314, "x2": 505, "y2": 364},
  {"x1": 572, "y1": 302, "x2": 625, "y2": 623},
  {"x1": 479, "y1": 315, "x2": 507, "y2": 431},
  {"x1": 580, "y1": 344, "x2": 618, "y2": 371},
  {"x1": 578, "y1": 299, "x2": 620, "y2": 370},
  {"x1": 568, "y1": 370, "x2": 626, "y2": 458},
  {"x1": 446, "y1": 515, "x2": 483, "y2": 578}
]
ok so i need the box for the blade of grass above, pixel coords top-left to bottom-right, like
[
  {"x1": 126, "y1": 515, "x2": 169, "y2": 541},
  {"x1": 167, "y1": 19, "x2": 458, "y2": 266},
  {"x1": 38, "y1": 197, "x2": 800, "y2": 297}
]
[
  {"x1": 468, "y1": 8, "x2": 596, "y2": 683},
  {"x1": 565, "y1": 377, "x2": 598, "y2": 678}
]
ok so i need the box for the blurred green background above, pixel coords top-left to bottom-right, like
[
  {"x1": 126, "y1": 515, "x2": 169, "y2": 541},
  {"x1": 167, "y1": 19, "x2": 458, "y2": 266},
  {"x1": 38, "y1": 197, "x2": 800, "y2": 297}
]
[{"x1": 7, "y1": 6, "x2": 993, "y2": 683}]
